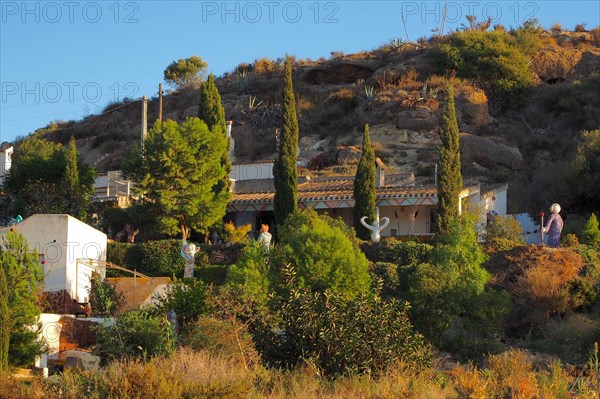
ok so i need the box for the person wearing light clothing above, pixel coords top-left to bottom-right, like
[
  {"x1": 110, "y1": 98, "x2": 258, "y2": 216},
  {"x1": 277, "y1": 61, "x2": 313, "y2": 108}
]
[{"x1": 542, "y1": 203, "x2": 564, "y2": 248}]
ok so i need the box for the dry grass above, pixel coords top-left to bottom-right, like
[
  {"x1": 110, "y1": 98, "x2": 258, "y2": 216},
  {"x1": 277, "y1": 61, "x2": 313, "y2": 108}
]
[{"x1": 5, "y1": 347, "x2": 600, "y2": 398}]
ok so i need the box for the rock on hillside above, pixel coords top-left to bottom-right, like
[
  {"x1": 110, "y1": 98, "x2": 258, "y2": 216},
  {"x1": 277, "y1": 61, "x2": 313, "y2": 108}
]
[
  {"x1": 459, "y1": 133, "x2": 522, "y2": 169},
  {"x1": 532, "y1": 47, "x2": 600, "y2": 82}
]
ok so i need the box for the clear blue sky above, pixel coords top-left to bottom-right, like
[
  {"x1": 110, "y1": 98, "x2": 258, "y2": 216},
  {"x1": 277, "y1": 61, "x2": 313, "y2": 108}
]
[{"x1": 1, "y1": 0, "x2": 599, "y2": 143}]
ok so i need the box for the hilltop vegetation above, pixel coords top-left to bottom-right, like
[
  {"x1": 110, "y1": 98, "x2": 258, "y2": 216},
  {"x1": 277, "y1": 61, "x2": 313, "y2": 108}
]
[{"x1": 19, "y1": 23, "x2": 600, "y2": 214}]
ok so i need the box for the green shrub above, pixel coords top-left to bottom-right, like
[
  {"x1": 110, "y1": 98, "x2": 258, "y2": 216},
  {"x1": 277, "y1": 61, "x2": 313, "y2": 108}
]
[
  {"x1": 106, "y1": 242, "x2": 135, "y2": 268},
  {"x1": 154, "y1": 278, "x2": 209, "y2": 328},
  {"x1": 139, "y1": 240, "x2": 187, "y2": 276},
  {"x1": 94, "y1": 308, "x2": 175, "y2": 362},
  {"x1": 197, "y1": 264, "x2": 228, "y2": 285},
  {"x1": 484, "y1": 214, "x2": 526, "y2": 252},
  {"x1": 370, "y1": 262, "x2": 400, "y2": 298},
  {"x1": 227, "y1": 240, "x2": 272, "y2": 304},
  {"x1": 570, "y1": 245, "x2": 600, "y2": 309},
  {"x1": 361, "y1": 240, "x2": 433, "y2": 266},
  {"x1": 275, "y1": 209, "x2": 371, "y2": 300},
  {"x1": 409, "y1": 216, "x2": 491, "y2": 341},
  {"x1": 562, "y1": 233, "x2": 581, "y2": 248},
  {"x1": 89, "y1": 273, "x2": 124, "y2": 317},
  {"x1": 253, "y1": 266, "x2": 431, "y2": 376},
  {"x1": 511, "y1": 19, "x2": 543, "y2": 56},
  {"x1": 542, "y1": 78, "x2": 600, "y2": 132},
  {"x1": 107, "y1": 240, "x2": 204, "y2": 277},
  {"x1": 0, "y1": 232, "x2": 45, "y2": 367},
  {"x1": 431, "y1": 30, "x2": 536, "y2": 107},
  {"x1": 582, "y1": 213, "x2": 600, "y2": 246}
]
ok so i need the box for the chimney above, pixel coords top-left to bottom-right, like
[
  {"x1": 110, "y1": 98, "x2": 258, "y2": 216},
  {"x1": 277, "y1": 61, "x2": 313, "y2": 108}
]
[{"x1": 375, "y1": 158, "x2": 385, "y2": 188}]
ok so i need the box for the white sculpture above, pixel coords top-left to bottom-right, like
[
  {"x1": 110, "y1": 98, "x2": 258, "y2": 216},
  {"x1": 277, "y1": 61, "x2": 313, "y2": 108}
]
[
  {"x1": 180, "y1": 240, "x2": 200, "y2": 278},
  {"x1": 360, "y1": 208, "x2": 390, "y2": 243}
]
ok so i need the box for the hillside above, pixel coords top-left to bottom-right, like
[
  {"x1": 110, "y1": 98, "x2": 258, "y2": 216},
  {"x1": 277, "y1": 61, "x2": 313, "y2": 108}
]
[{"x1": 33, "y1": 28, "x2": 600, "y2": 213}]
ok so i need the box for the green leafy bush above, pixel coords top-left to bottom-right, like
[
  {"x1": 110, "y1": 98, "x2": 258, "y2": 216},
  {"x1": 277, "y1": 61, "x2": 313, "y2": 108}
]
[
  {"x1": 139, "y1": 240, "x2": 187, "y2": 276},
  {"x1": 197, "y1": 264, "x2": 228, "y2": 285},
  {"x1": 89, "y1": 273, "x2": 124, "y2": 317},
  {"x1": 511, "y1": 19, "x2": 544, "y2": 56},
  {"x1": 484, "y1": 214, "x2": 526, "y2": 252},
  {"x1": 275, "y1": 209, "x2": 371, "y2": 300},
  {"x1": 570, "y1": 245, "x2": 600, "y2": 309},
  {"x1": 370, "y1": 262, "x2": 400, "y2": 298},
  {"x1": 431, "y1": 30, "x2": 536, "y2": 107},
  {"x1": 253, "y1": 266, "x2": 431, "y2": 376},
  {"x1": 542, "y1": 78, "x2": 600, "y2": 132},
  {"x1": 408, "y1": 216, "x2": 492, "y2": 341},
  {"x1": 107, "y1": 240, "x2": 201, "y2": 277},
  {"x1": 227, "y1": 240, "x2": 272, "y2": 304},
  {"x1": 582, "y1": 213, "x2": 600, "y2": 246},
  {"x1": 361, "y1": 240, "x2": 433, "y2": 266},
  {"x1": 94, "y1": 308, "x2": 174, "y2": 362},
  {"x1": 154, "y1": 278, "x2": 209, "y2": 328},
  {"x1": 0, "y1": 232, "x2": 45, "y2": 367}
]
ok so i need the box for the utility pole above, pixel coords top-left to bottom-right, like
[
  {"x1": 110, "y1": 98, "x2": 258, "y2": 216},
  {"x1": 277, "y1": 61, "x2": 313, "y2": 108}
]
[
  {"x1": 141, "y1": 96, "x2": 148, "y2": 149},
  {"x1": 158, "y1": 83, "x2": 163, "y2": 126}
]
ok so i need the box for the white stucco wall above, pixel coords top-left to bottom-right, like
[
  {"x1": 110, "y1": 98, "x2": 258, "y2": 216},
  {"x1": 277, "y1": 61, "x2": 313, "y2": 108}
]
[
  {"x1": 482, "y1": 187, "x2": 507, "y2": 216},
  {"x1": 0, "y1": 214, "x2": 107, "y2": 303},
  {"x1": 379, "y1": 206, "x2": 434, "y2": 236},
  {"x1": 230, "y1": 162, "x2": 274, "y2": 181},
  {"x1": 1, "y1": 215, "x2": 70, "y2": 293},
  {"x1": 0, "y1": 146, "x2": 12, "y2": 185},
  {"x1": 66, "y1": 216, "x2": 107, "y2": 302}
]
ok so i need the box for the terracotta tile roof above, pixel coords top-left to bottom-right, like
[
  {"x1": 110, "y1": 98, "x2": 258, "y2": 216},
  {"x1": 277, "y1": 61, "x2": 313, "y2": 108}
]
[{"x1": 230, "y1": 177, "x2": 437, "y2": 205}]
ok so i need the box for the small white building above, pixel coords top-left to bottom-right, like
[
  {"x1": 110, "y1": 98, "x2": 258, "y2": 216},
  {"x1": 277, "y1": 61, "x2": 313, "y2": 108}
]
[
  {"x1": 0, "y1": 214, "x2": 107, "y2": 307},
  {"x1": 0, "y1": 142, "x2": 13, "y2": 186}
]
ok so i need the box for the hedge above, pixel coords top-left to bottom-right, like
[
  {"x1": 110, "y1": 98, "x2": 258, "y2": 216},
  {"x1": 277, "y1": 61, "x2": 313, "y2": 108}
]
[
  {"x1": 360, "y1": 239, "x2": 433, "y2": 266},
  {"x1": 107, "y1": 241, "x2": 235, "y2": 280}
]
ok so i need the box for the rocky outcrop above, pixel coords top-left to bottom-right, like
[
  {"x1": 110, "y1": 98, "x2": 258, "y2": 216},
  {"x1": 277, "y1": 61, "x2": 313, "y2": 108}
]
[
  {"x1": 336, "y1": 145, "x2": 362, "y2": 164},
  {"x1": 300, "y1": 59, "x2": 381, "y2": 85},
  {"x1": 396, "y1": 107, "x2": 439, "y2": 132},
  {"x1": 459, "y1": 133, "x2": 522, "y2": 168},
  {"x1": 531, "y1": 48, "x2": 600, "y2": 82},
  {"x1": 456, "y1": 88, "x2": 489, "y2": 129},
  {"x1": 371, "y1": 52, "x2": 434, "y2": 82}
]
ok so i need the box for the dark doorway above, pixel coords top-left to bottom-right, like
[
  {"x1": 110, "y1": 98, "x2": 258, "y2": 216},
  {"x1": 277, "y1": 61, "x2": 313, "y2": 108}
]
[{"x1": 254, "y1": 212, "x2": 275, "y2": 232}]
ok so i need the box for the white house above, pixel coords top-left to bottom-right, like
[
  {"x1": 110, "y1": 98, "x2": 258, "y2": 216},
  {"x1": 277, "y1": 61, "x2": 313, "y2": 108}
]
[
  {"x1": 226, "y1": 160, "x2": 507, "y2": 239},
  {"x1": 0, "y1": 142, "x2": 13, "y2": 186},
  {"x1": 0, "y1": 214, "x2": 107, "y2": 308}
]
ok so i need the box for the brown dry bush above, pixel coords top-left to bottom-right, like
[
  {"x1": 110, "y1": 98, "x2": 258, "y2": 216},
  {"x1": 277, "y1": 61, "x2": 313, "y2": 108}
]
[
  {"x1": 181, "y1": 316, "x2": 260, "y2": 367},
  {"x1": 486, "y1": 349, "x2": 539, "y2": 399},
  {"x1": 452, "y1": 366, "x2": 490, "y2": 399},
  {"x1": 487, "y1": 246, "x2": 586, "y2": 331},
  {"x1": 254, "y1": 57, "x2": 281, "y2": 76},
  {"x1": 0, "y1": 374, "x2": 49, "y2": 399}
]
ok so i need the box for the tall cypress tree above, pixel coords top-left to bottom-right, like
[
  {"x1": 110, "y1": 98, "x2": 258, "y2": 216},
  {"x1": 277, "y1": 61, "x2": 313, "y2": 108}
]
[
  {"x1": 0, "y1": 262, "x2": 9, "y2": 371},
  {"x1": 199, "y1": 74, "x2": 226, "y2": 131},
  {"x1": 64, "y1": 136, "x2": 87, "y2": 219},
  {"x1": 199, "y1": 74, "x2": 231, "y2": 204},
  {"x1": 436, "y1": 85, "x2": 463, "y2": 233},
  {"x1": 274, "y1": 57, "x2": 299, "y2": 227},
  {"x1": 354, "y1": 124, "x2": 376, "y2": 240}
]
